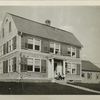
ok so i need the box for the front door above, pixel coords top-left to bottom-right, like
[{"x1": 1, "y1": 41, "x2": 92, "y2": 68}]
[{"x1": 54, "y1": 60, "x2": 63, "y2": 77}]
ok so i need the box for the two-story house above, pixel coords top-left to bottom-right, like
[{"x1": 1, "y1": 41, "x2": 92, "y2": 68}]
[{"x1": 0, "y1": 13, "x2": 82, "y2": 82}]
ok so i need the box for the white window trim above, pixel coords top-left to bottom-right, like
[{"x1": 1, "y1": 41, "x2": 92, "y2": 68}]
[
  {"x1": 34, "y1": 58, "x2": 41, "y2": 72},
  {"x1": 8, "y1": 58, "x2": 13, "y2": 72},
  {"x1": 27, "y1": 38, "x2": 34, "y2": 50},
  {"x1": 71, "y1": 63, "x2": 77, "y2": 74},
  {"x1": 34, "y1": 38, "x2": 41, "y2": 52},
  {"x1": 71, "y1": 47, "x2": 76, "y2": 58},
  {"x1": 54, "y1": 43, "x2": 60, "y2": 54},
  {"x1": 27, "y1": 57, "x2": 34, "y2": 72},
  {"x1": 50, "y1": 42, "x2": 60, "y2": 54}
]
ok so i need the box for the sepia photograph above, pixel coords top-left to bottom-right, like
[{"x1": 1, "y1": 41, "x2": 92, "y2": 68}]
[{"x1": 0, "y1": 5, "x2": 100, "y2": 95}]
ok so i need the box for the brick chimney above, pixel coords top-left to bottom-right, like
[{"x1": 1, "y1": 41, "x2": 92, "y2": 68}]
[{"x1": 45, "y1": 19, "x2": 51, "y2": 26}]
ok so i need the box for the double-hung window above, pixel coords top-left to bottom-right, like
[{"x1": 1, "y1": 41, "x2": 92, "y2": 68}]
[
  {"x1": 8, "y1": 58, "x2": 12, "y2": 72},
  {"x1": 71, "y1": 64, "x2": 77, "y2": 74},
  {"x1": 50, "y1": 42, "x2": 54, "y2": 53},
  {"x1": 66, "y1": 63, "x2": 71, "y2": 74},
  {"x1": 34, "y1": 59, "x2": 41, "y2": 72},
  {"x1": 67, "y1": 46, "x2": 71, "y2": 56},
  {"x1": 27, "y1": 38, "x2": 33, "y2": 49},
  {"x1": 27, "y1": 57, "x2": 33, "y2": 71},
  {"x1": 55, "y1": 43, "x2": 60, "y2": 54},
  {"x1": 35, "y1": 39, "x2": 41, "y2": 51},
  {"x1": 8, "y1": 40, "x2": 12, "y2": 52},
  {"x1": 72, "y1": 47, "x2": 76, "y2": 57},
  {"x1": 0, "y1": 46, "x2": 2, "y2": 56},
  {"x1": 50, "y1": 42, "x2": 60, "y2": 54}
]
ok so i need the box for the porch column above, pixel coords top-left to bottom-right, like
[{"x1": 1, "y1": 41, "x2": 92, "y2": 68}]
[
  {"x1": 63, "y1": 60, "x2": 66, "y2": 77},
  {"x1": 51, "y1": 58, "x2": 55, "y2": 82}
]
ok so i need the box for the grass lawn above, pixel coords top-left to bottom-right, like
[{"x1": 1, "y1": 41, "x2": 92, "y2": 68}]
[
  {"x1": 69, "y1": 83, "x2": 100, "y2": 92},
  {"x1": 0, "y1": 82, "x2": 98, "y2": 95}
]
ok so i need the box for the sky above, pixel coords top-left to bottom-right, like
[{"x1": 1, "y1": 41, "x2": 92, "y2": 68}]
[{"x1": 0, "y1": 6, "x2": 100, "y2": 67}]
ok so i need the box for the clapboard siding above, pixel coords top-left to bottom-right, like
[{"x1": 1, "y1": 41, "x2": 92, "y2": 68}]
[{"x1": 21, "y1": 34, "x2": 80, "y2": 58}]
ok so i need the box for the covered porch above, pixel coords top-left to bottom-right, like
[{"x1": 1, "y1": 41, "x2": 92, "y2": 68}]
[{"x1": 48, "y1": 56, "x2": 82, "y2": 82}]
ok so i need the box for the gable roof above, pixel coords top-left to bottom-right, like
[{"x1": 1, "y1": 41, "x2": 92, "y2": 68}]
[
  {"x1": 8, "y1": 13, "x2": 82, "y2": 47},
  {"x1": 82, "y1": 60, "x2": 100, "y2": 72}
]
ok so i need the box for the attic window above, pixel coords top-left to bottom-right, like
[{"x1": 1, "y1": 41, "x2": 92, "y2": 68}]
[
  {"x1": 9, "y1": 22, "x2": 11, "y2": 33},
  {"x1": 2, "y1": 28, "x2": 4, "y2": 38},
  {"x1": 6, "y1": 19, "x2": 8, "y2": 23}
]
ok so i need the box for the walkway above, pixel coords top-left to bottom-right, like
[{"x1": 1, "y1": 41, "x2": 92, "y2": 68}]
[{"x1": 56, "y1": 81, "x2": 100, "y2": 94}]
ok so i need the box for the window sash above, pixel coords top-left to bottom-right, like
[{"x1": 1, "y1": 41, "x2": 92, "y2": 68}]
[{"x1": 34, "y1": 59, "x2": 41, "y2": 72}]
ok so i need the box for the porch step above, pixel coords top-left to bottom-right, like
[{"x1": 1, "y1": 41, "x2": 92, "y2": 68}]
[{"x1": 55, "y1": 80, "x2": 66, "y2": 84}]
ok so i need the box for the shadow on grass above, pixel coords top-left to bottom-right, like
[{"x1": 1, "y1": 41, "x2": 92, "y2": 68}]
[
  {"x1": 0, "y1": 82, "x2": 99, "y2": 95},
  {"x1": 69, "y1": 83, "x2": 100, "y2": 92}
]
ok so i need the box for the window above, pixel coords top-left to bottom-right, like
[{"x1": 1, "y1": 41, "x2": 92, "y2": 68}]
[
  {"x1": 2, "y1": 28, "x2": 4, "y2": 38},
  {"x1": 34, "y1": 59, "x2": 41, "y2": 72},
  {"x1": 82, "y1": 73, "x2": 85, "y2": 77},
  {"x1": 8, "y1": 59, "x2": 12, "y2": 72},
  {"x1": 12, "y1": 36, "x2": 17, "y2": 50},
  {"x1": 8, "y1": 40, "x2": 12, "y2": 52},
  {"x1": 0, "y1": 46, "x2": 2, "y2": 56},
  {"x1": 27, "y1": 57, "x2": 33, "y2": 71},
  {"x1": 41, "y1": 60, "x2": 47, "y2": 73},
  {"x1": 96, "y1": 74, "x2": 99, "y2": 80},
  {"x1": 50, "y1": 42, "x2": 60, "y2": 54},
  {"x1": 87, "y1": 73, "x2": 92, "y2": 79},
  {"x1": 66, "y1": 63, "x2": 71, "y2": 74},
  {"x1": 9, "y1": 22, "x2": 11, "y2": 33},
  {"x1": 3, "y1": 60, "x2": 8, "y2": 73},
  {"x1": 35, "y1": 39, "x2": 41, "y2": 51},
  {"x1": 71, "y1": 64, "x2": 77, "y2": 74},
  {"x1": 55, "y1": 43, "x2": 60, "y2": 54},
  {"x1": 12, "y1": 57, "x2": 16, "y2": 72},
  {"x1": 67, "y1": 46, "x2": 71, "y2": 56},
  {"x1": 27, "y1": 38, "x2": 33, "y2": 49},
  {"x1": 50, "y1": 42, "x2": 54, "y2": 53},
  {"x1": 72, "y1": 47, "x2": 76, "y2": 57}
]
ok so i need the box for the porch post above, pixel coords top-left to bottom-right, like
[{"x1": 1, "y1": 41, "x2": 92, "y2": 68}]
[
  {"x1": 51, "y1": 58, "x2": 55, "y2": 82},
  {"x1": 63, "y1": 60, "x2": 66, "y2": 77}
]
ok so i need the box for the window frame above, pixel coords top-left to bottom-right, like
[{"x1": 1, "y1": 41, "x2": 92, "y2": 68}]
[
  {"x1": 71, "y1": 47, "x2": 76, "y2": 58},
  {"x1": 27, "y1": 38, "x2": 33, "y2": 50},
  {"x1": 34, "y1": 38, "x2": 41, "y2": 51},
  {"x1": 34, "y1": 59, "x2": 41, "y2": 72},
  {"x1": 27, "y1": 57, "x2": 34, "y2": 72}
]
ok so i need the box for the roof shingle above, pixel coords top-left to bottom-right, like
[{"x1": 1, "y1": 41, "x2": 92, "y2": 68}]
[
  {"x1": 9, "y1": 13, "x2": 82, "y2": 47},
  {"x1": 82, "y1": 60, "x2": 100, "y2": 72}
]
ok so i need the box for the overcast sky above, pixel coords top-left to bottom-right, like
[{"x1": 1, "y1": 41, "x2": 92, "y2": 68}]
[{"x1": 0, "y1": 6, "x2": 100, "y2": 67}]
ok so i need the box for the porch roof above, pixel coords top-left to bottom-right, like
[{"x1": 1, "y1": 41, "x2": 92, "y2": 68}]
[{"x1": 82, "y1": 60, "x2": 100, "y2": 72}]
